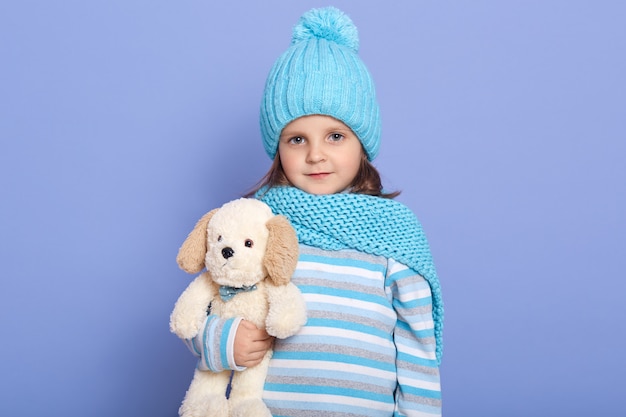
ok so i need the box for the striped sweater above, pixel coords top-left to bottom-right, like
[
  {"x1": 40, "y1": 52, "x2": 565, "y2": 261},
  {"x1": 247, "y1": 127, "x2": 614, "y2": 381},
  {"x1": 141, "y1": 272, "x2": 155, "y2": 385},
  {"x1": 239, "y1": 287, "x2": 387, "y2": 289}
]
[{"x1": 185, "y1": 244, "x2": 441, "y2": 416}]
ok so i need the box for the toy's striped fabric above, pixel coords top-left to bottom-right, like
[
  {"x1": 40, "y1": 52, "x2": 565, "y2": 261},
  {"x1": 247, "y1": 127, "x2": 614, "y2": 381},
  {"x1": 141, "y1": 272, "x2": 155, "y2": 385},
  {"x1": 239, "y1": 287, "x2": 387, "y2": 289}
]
[
  {"x1": 257, "y1": 186, "x2": 443, "y2": 364},
  {"x1": 263, "y1": 245, "x2": 441, "y2": 416}
]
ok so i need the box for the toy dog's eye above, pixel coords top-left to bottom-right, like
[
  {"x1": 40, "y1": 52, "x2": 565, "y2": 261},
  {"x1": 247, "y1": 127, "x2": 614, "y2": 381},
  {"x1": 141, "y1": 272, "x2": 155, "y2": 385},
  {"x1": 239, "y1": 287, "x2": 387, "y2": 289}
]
[
  {"x1": 244, "y1": 239, "x2": 253, "y2": 248},
  {"x1": 217, "y1": 236, "x2": 222, "y2": 242}
]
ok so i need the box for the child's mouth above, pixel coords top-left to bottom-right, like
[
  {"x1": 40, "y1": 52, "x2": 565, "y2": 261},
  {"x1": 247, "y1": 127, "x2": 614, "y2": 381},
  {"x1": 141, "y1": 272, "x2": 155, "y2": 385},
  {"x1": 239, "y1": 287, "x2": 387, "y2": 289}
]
[{"x1": 307, "y1": 172, "x2": 330, "y2": 179}]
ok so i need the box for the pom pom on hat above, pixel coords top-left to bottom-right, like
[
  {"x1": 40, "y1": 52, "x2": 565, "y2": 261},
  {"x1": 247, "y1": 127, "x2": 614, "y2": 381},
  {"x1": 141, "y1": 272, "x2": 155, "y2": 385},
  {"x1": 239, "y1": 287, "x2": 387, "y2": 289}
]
[
  {"x1": 292, "y1": 7, "x2": 359, "y2": 53},
  {"x1": 260, "y1": 7, "x2": 381, "y2": 161}
]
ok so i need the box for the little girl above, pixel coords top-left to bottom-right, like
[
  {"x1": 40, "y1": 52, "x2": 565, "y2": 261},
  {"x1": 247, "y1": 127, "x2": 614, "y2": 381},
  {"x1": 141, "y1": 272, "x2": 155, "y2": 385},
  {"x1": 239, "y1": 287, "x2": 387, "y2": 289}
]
[{"x1": 179, "y1": 7, "x2": 443, "y2": 417}]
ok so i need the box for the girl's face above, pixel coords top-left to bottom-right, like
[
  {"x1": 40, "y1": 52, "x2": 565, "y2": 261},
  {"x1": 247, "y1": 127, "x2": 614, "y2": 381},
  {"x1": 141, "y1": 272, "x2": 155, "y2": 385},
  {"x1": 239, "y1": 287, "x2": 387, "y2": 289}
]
[{"x1": 278, "y1": 115, "x2": 364, "y2": 195}]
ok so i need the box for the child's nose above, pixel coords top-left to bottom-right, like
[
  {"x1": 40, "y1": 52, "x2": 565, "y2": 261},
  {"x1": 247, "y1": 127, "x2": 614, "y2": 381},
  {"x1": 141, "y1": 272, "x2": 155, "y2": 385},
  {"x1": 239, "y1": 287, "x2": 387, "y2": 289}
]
[{"x1": 306, "y1": 142, "x2": 326, "y2": 163}]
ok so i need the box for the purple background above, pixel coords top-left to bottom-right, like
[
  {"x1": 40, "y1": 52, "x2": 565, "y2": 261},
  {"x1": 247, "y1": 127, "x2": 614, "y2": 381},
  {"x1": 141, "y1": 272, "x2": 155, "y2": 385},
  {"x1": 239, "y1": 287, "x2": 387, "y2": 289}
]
[{"x1": 1, "y1": 1, "x2": 625, "y2": 416}]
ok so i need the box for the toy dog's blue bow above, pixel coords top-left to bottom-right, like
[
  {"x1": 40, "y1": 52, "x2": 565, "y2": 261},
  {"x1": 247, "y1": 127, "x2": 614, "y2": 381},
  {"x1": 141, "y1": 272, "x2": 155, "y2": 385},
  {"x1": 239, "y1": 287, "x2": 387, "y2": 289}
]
[{"x1": 218, "y1": 284, "x2": 258, "y2": 302}]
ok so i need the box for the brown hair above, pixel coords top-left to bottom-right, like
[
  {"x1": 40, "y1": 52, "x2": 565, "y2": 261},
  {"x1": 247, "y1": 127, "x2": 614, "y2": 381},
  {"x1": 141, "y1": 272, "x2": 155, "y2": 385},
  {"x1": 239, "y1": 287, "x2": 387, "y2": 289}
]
[{"x1": 246, "y1": 153, "x2": 400, "y2": 199}]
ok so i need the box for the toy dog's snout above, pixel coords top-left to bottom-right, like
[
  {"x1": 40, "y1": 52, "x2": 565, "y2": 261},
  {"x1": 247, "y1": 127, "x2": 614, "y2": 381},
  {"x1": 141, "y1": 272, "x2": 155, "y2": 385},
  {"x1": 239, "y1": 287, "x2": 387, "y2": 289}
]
[{"x1": 221, "y1": 247, "x2": 234, "y2": 259}]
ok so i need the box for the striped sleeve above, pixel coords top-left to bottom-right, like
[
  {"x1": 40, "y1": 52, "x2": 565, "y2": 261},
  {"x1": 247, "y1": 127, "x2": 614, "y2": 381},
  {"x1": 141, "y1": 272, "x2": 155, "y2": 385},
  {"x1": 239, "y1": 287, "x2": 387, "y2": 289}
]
[
  {"x1": 386, "y1": 259, "x2": 442, "y2": 417},
  {"x1": 184, "y1": 314, "x2": 245, "y2": 372}
]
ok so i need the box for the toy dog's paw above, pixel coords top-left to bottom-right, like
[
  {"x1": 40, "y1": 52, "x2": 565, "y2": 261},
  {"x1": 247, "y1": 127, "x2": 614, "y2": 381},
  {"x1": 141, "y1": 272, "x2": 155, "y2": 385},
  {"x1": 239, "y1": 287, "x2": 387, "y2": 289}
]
[
  {"x1": 266, "y1": 312, "x2": 307, "y2": 339},
  {"x1": 179, "y1": 393, "x2": 228, "y2": 417},
  {"x1": 265, "y1": 283, "x2": 307, "y2": 339},
  {"x1": 170, "y1": 309, "x2": 206, "y2": 340},
  {"x1": 170, "y1": 274, "x2": 215, "y2": 340}
]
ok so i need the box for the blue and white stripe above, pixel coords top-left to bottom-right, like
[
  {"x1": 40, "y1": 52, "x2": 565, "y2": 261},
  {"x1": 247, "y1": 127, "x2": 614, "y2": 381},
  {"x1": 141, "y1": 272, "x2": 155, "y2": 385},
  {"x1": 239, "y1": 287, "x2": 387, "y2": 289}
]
[
  {"x1": 186, "y1": 315, "x2": 244, "y2": 372},
  {"x1": 263, "y1": 245, "x2": 441, "y2": 416}
]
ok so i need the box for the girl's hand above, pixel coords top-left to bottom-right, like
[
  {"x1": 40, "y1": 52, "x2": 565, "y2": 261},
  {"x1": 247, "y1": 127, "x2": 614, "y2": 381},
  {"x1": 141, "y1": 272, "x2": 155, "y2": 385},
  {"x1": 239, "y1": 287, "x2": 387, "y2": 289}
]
[{"x1": 234, "y1": 320, "x2": 274, "y2": 368}]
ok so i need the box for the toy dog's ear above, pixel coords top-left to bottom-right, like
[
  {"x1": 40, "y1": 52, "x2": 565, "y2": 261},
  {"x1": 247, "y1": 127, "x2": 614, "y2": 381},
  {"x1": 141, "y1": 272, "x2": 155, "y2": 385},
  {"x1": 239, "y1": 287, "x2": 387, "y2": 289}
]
[
  {"x1": 176, "y1": 209, "x2": 218, "y2": 274},
  {"x1": 263, "y1": 215, "x2": 298, "y2": 286}
]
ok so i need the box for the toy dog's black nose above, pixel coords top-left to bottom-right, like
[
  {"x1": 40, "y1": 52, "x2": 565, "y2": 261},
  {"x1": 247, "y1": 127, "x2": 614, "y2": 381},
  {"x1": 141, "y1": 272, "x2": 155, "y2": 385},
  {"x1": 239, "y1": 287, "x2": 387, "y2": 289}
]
[{"x1": 222, "y1": 247, "x2": 234, "y2": 259}]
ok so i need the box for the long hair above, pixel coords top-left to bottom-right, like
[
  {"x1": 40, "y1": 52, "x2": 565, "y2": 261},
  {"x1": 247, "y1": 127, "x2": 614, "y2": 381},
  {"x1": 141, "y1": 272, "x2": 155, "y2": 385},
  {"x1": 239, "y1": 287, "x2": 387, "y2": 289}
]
[{"x1": 246, "y1": 153, "x2": 400, "y2": 199}]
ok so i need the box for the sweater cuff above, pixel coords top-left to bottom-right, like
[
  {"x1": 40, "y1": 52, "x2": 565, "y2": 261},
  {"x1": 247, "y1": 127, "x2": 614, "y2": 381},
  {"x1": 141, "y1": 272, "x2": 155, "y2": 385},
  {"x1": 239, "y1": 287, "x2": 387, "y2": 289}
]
[
  {"x1": 195, "y1": 315, "x2": 245, "y2": 372},
  {"x1": 226, "y1": 317, "x2": 246, "y2": 371}
]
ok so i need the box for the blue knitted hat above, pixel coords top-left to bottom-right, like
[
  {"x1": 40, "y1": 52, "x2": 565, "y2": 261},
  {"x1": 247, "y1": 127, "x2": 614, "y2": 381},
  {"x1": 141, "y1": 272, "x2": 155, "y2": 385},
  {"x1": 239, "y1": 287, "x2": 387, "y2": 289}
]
[{"x1": 260, "y1": 7, "x2": 381, "y2": 161}]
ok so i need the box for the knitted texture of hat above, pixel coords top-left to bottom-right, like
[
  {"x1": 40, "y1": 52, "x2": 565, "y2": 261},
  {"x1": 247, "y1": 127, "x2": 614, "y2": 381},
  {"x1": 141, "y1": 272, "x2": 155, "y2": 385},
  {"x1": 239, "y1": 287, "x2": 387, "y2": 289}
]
[
  {"x1": 257, "y1": 186, "x2": 444, "y2": 364},
  {"x1": 260, "y1": 7, "x2": 381, "y2": 161}
]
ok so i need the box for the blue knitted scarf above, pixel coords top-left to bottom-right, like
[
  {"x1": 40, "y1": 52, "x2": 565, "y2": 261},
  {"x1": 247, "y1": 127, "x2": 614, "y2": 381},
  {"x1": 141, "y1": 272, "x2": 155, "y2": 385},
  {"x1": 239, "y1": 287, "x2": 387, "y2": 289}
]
[{"x1": 256, "y1": 186, "x2": 443, "y2": 364}]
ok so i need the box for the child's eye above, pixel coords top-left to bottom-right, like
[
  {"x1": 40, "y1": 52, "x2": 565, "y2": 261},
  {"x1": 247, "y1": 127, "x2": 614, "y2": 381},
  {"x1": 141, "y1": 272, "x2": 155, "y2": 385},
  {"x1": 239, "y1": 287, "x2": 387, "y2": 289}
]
[
  {"x1": 289, "y1": 136, "x2": 305, "y2": 145},
  {"x1": 329, "y1": 133, "x2": 344, "y2": 142},
  {"x1": 244, "y1": 239, "x2": 254, "y2": 248}
]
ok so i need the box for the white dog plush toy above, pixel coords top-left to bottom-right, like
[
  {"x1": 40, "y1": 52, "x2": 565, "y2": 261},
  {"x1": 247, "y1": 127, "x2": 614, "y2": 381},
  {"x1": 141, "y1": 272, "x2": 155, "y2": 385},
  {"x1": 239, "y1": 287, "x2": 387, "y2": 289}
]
[{"x1": 170, "y1": 198, "x2": 307, "y2": 417}]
